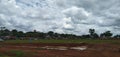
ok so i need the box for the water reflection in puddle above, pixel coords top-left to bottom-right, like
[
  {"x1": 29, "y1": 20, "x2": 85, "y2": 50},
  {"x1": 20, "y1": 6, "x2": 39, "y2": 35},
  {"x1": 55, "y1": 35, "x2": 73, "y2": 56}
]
[
  {"x1": 15, "y1": 46, "x2": 87, "y2": 51},
  {"x1": 41, "y1": 46, "x2": 87, "y2": 51}
]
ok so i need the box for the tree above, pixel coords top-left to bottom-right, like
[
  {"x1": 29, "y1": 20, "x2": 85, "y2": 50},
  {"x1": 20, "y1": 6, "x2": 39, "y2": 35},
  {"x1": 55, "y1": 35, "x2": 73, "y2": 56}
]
[
  {"x1": 0, "y1": 27, "x2": 6, "y2": 36},
  {"x1": 81, "y1": 35, "x2": 90, "y2": 39},
  {"x1": 100, "y1": 31, "x2": 113, "y2": 38},
  {"x1": 89, "y1": 29, "x2": 99, "y2": 38},
  {"x1": 11, "y1": 29, "x2": 18, "y2": 36},
  {"x1": 114, "y1": 35, "x2": 120, "y2": 38},
  {"x1": 93, "y1": 33, "x2": 99, "y2": 38},
  {"x1": 25, "y1": 32, "x2": 33, "y2": 37},
  {"x1": 89, "y1": 29, "x2": 95, "y2": 35},
  {"x1": 89, "y1": 29, "x2": 95, "y2": 38},
  {"x1": 48, "y1": 31, "x2": 54, "y2": 37},
  {"x1": 17, "y1": 31, "x2": 24, "y2": 37},
  {"x1": 2, "y1": 29, "x2": 10, "y2": 36},
  {"x1": 38, "y1": 32, "x2": 46, "y2": 39}
]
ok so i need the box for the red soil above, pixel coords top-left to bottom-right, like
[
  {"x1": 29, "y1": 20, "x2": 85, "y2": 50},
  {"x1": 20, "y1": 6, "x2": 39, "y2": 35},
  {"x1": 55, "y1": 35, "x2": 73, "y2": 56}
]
[{"x1": 0, "y1": 43, "x2": 120, "y2": 57}]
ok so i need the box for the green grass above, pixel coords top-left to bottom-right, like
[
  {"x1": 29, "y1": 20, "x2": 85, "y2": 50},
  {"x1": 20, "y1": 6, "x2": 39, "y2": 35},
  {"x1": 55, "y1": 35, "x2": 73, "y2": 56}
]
[
  {"x1": 8, "y1": 50, "x2": 25, "y2": 57},
  {"x1": 0, "y1": 50, "x2": 25, "y2": 57},
  {"x1": 0, "y1": 54, "x2": 9, "y2": 57},
  {"x1": 0, "y1": 56, "x2": 9, "y2": 57},
  {"x1": 0, "y1": 50, "x2": 36, "y2": 57},
  {"x1": 3, "y1": 39, "x2": 120, "y2": 45}
]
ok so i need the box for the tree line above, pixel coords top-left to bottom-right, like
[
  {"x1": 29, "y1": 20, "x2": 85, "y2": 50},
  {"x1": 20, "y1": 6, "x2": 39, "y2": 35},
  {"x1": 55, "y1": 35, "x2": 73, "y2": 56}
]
[{"x1": 0, "y1": 27, "x2": 120, "y2": 40}]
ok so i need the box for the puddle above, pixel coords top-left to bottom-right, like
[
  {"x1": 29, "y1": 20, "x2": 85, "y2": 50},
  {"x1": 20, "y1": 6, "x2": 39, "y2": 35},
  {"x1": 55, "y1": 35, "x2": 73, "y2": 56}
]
[
  {"x1": 41, "y1": 46, "x2": 87, "y2": 51},
  {"x1": 70, "y1": 46, "x2": 87, "y2": 51},
  {"x1": 14, "y1": 46, "x2": 87, "y2": 51},
  {"x1": 41, "y1": 46, "x2": 68, "y2": 50}
]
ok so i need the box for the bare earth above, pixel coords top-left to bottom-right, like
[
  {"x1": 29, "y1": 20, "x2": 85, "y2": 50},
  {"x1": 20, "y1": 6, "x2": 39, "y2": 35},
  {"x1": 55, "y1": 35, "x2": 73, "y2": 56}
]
[{"x1": 0, "y1": 43, "x2": 120, "y2": 57}]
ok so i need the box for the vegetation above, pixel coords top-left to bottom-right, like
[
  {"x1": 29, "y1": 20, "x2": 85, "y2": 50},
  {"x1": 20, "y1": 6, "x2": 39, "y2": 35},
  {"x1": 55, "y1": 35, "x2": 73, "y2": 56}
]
[
  {"x1": 0, "y1": 50, "x2": 36, "y2": 57},
  {"x1": 8, "y1": 50, "x2": 25, "y2": 57},
  {"x1": 0, "y1": 27, "x2": 120, "y2": 40},
  {"x1": 4, "y1": 39, "x2": 120, "y2": 44}
]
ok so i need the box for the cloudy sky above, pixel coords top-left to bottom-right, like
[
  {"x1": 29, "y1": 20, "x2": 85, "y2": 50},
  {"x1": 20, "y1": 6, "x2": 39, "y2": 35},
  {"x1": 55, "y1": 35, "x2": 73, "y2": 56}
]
[{"x1": 0, "y1": 0, "x2": 120, "y2": 35}]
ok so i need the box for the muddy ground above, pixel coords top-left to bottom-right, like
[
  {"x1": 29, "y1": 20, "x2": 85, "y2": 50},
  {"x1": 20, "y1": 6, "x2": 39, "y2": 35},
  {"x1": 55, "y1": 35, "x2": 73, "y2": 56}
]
[{"x1": 0, "y1": 43, "x2": 120, "y2": 57}]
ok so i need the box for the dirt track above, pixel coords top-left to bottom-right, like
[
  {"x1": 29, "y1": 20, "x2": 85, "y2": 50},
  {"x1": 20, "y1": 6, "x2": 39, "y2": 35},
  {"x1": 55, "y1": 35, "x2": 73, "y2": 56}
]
[{"x1": 0, "y1": 43, "x2": 120, "y2": 57}]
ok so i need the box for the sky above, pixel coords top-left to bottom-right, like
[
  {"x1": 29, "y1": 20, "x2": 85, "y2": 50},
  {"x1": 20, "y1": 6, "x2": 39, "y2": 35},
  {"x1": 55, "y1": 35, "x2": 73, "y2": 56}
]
[{"x1": 0, "y1": 0, "x2": 120, "y2": 35}]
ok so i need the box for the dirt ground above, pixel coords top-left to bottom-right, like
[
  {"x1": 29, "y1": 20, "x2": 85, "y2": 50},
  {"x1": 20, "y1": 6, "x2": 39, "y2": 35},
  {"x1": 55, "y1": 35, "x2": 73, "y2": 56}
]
[{"x1": 0, "y1": 43, "x2": 120, "y2": 57}]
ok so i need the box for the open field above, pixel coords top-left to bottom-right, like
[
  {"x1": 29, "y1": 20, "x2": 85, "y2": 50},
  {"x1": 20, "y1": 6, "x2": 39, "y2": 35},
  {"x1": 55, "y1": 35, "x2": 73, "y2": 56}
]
[
  {"x1": 3, "y1": 39, "x2": 120, "y2": 44},
  {"x1": 0, "y1": 39, "x2": 120, "y2": 57}
]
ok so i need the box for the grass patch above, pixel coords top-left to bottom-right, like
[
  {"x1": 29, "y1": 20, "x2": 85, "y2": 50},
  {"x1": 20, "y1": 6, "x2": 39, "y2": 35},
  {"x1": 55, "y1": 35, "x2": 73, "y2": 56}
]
[
  {"x1": 8, "y1": 50, "x2": 25, "y2": 57},
  {"x1": 4, "y1": 39, "x2": 120, "y2": 45},
  {"x1": 0, "y1": 53, "x2": 9, "y2": 57},
  {"x1": 0, "y1": 56, "x2": 9, "y2": 57},
  {"x1": 0, "y1": 50, "x2": 36, "y2": 57}
]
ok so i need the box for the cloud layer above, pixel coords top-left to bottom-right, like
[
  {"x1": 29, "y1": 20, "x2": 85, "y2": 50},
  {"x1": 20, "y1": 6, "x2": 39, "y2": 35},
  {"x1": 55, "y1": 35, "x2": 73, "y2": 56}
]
[{"x1": 0, "y1": 0, "x2": 120, "y2": 35}]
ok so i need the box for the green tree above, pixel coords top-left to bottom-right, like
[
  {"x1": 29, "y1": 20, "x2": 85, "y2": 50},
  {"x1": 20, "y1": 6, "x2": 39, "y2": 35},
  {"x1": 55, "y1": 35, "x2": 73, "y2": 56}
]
[
  {"x1": 114, "y1": 35, "x2": 120, "y2": 38},
  {"x1": 11, "y1": 29, "x2": 18, "y2": 36},
  {"x1": 100, "y1": 31, "x2": 113, "y2": 38},
  {"x1": 0, "y1": 27, "x2": 6, "y2": 36},
  {"x1": 17, "y1": 31, "x2": 24, "y2": 37},
  {"x1": 2, "y1": 29, "x2": 10, "y2": 36},
  {"x1": 89, "y1": 29, "x2": 95, "y2": 35},
  {"x1": 89, "y1": 29, "x2": 99, "y2": 38},
  {"x1": 48, "y1": 31, "x2": 54, "y2": 37}
]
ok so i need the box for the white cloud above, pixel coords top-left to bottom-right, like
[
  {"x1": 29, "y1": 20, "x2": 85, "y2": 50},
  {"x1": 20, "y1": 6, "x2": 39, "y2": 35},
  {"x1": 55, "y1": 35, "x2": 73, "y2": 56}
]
[{"x1": 0, "y1": 0, "x2": 120, "y2": 35}]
